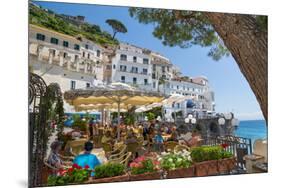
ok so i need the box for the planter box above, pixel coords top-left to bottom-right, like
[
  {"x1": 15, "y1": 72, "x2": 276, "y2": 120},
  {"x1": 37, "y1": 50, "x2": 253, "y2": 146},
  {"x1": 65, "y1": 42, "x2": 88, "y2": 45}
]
[
  {"x1": 218, "y1": 157, "x2": 237, "y2": 173},
  {"x1": 195, "y1": 160, "x2": 218, "y2": 177},
  {"x1": 166, "y1": 166, "x2": 195, "y2": 179},
  {"x1": 87, "y1": 173, "x2": 129, "y2": 184},
  {"x1": 129, "y1": 171, "x2": 161, "y2": 181}
]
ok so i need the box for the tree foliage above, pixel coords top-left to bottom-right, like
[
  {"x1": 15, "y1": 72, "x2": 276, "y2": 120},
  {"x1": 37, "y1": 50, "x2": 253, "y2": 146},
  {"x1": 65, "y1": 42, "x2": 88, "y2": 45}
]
[
  {"x1": 106, "y1": 19, "x2": 128, "y2": 39},
  {"x1": 129, "y1": 8, "x2": 267, "y2": 61},
  {"x1": 29, "y1": 4, "x2": 118, "y2": 46}
]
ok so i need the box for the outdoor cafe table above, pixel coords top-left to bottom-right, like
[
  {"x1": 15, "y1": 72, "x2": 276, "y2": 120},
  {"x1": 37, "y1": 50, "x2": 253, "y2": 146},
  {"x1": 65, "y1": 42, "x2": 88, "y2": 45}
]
[{"x1": 162, "y1": 134, "x2": 172, "y2": 141}]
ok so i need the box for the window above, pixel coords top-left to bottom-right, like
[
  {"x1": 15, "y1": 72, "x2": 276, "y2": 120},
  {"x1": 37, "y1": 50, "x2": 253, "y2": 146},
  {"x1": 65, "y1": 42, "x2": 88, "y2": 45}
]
[
  {"x1": 74, "y1": 55, "x2": 79, "y2": 61},
  {"x1": 153, "y1": 64, "x2": 156, "y2": 71},
  {"x1": 167, "y1": 66, "x2": 170, "y2": 72},
  {"x1": 96, "y1": 50, "x2": 100, "y2": 57},
  {"x1": 177, "y1": 103, "x2": 180, "y2": 108},
  {"x1": 82, "y1": 52, "x2": 85, "y2": 57},
  {"x1": 153, "y1": 82, "x2": 156, "y2": 88},
  {"x1": 85, "y1": 44, "x2": 89, "y2": 49},
  {"x1": 144, "y1": 79, "x2": 148, "y2": 85},
  {"x1": 133, "y1": 56, "x2": 137, "y2": 62},
  {"x1": 143, "y1": 58, "x2": 149, "y2": 64},
  {"x1": 63, "y1": 41, "x2": 69, "y2": 47},
  {"x1": 142, "y1": 68, "x2": 148, "y2": 75},
  {"x1": 86, "y1": 83, "x2": 90, "y2": 88},
  {"x1": 63, "y1": 52, "x2": 67, "y2": 58},
  {"x1": 131, "y1": 67, "x2": 138, "y2": 73},
  {"x1": 162, "y1": 66, "x2": 165, "y2": 72},
  {"x1": 120, "y1": 54, "x2": 127, "y2": 61},
  {"x1": 70, "y1": 81, "x2": 76, "y2": 89},
  {"x1": 50, "y1": 37, "x2": 59, "y2": 45},
  {"x1": 120, "y1": 65, "x2": 127, "y2": 72},
  {"x1": 177, "y1": 85, "x2": 179, "y2": 89},
  {"x1": 113, "y1": 64, "x2": 116, "y2": 69},
  {"x1": 121, "y1": 76, "x2": 125, "y2": 83},
  {"x1": 87, "y1": 53, "x2": 90, "y2": 59},
  {"x1": 36, "y1": 33, "x2": 45, "y2": 41},
  {"x1": 152, "y1": 73, "x2": 156, "y2": 79},
  {"x1": 74, "y1": 44, "x2": 80, "y2": 50},
  {"x1": 133, "y1": 77, "x2": 137, "y2": 84}
]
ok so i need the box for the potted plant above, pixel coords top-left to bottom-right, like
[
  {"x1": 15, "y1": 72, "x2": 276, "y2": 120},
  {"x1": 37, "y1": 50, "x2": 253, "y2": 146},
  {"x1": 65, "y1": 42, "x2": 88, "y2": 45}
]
[
  {"x1": 217, "y1": 144, "x2": 236, "y2": 173},
  {"x1": 88, "y1": 163, "x2": 129, "y2": 183},
  {"x1": 129, "y1": 156, "x2": 161, "y2": 181},
  {"x1": 93, "y1": 163, "x2": 128, "y2": 183},
  {"x1": 159, "y1": 150, "x2": 194, "y2": 179},
  {"x1": 47, "y1": 164, "x2": 91, "y2": 186},
  {"x1": 191, "y1": 146, "x2": 222, "y2": 176}
]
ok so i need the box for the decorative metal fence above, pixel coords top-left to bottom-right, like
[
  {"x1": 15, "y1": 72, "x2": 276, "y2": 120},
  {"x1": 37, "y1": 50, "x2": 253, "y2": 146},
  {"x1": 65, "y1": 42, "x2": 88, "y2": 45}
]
[{"x1": 203, "y1": 135, "x2": 252, "y2": 170}]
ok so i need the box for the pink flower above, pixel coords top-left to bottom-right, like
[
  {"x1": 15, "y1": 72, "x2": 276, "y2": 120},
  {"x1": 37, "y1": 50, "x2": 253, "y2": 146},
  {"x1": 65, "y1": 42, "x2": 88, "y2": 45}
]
[{"x1": 135, "y1": 156, "x2": 145, "y2": 163}]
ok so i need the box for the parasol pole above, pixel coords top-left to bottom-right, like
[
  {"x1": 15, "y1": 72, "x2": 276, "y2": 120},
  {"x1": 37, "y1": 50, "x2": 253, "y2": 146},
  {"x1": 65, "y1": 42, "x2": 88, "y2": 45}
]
[{"x1": 117, "y1": 99, "x2": 121, "y2": 140}]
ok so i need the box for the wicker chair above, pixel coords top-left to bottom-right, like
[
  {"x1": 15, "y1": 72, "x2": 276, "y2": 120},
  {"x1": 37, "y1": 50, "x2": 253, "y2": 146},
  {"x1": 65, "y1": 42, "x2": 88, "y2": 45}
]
[
  {"x1": 93, "y1": 135, "x2": 102, "y2": 148},
  {"x1": 109, "y1": 152, "x2": 132, "y2": 168},
  {"x1": 164, "y1": 141, "x2": 179, "y2": 152},
  {"x1": 174, "y1": 144, "x2": 190, "y2": 153},
  {"x1": 108, "y1": 144, "x2": 127, "y2": 160}
]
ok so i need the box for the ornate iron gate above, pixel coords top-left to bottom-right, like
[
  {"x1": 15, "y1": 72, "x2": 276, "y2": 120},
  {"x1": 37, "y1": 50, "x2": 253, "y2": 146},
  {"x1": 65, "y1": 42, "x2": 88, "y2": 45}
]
[
  {"x1": 29, "y1": 73, "x2": 48, "y2": 187},
  {"x1": 29, "y1": 73, "x2": 64, "y2": 187}
]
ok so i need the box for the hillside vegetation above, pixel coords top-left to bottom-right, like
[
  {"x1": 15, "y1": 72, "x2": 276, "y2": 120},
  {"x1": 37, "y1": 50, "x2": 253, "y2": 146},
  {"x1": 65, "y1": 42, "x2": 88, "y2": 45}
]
[{"x1": 29, "y1": 4, "x2": 119, "y2": 46}]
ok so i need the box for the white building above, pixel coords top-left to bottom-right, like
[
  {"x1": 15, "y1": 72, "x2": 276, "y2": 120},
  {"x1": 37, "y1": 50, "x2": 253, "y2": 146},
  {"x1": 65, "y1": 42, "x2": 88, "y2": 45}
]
[
  {"x1": 29, "y1": 24, "x2": 215, "y2": 117},
  {"x1": 111, "y1": 43, "x2": 153, "y2": 91}
]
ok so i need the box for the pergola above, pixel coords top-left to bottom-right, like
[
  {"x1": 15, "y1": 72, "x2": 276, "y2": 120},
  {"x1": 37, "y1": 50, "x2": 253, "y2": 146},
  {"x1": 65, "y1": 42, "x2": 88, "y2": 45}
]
[{"x1": 64, "y1": 83, "x2": 165, "y2": 139}]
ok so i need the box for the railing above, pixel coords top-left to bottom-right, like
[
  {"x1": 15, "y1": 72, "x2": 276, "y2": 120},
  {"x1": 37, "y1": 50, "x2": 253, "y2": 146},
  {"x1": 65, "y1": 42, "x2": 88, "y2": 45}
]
[{"x1": 203, "y1": 135, "x2": 252, "y2": 169}]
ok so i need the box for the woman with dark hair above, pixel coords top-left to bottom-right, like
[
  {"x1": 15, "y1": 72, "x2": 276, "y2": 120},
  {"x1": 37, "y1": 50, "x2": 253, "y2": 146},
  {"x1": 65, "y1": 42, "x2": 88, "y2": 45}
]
[{"x1": 73, "y1": 141, "x2": 101, "y2": 176}]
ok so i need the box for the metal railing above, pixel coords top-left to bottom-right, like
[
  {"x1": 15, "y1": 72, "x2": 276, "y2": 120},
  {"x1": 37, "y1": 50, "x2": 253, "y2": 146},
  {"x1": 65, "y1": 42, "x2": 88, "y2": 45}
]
[{"x1": 203, "y1": 135, "x2": 252, "y2": 169}]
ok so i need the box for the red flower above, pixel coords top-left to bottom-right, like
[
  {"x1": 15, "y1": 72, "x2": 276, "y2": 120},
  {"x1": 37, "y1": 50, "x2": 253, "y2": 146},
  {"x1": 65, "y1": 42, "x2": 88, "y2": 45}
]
[
  {"x1": 153, "y1": 160, "x2": 160, "y2": 166},
  {"x1": 84, "y1": 165, "x2": 90, "y2": 169},
  {"x1": 72, "y1": 163, "x2": 79, "y2": 169},
  {"x1": 67, "y1": 167, "x2": 74, "y2": 173},
  {"x1": 134, "y1": 156, "x2": 145, "y2": 163},
  {"x1": 220, "y1": 143, "x2": 229, "y2": 149},
  {"x1": 77, "y1": 165, "x2": 82, "y2": 169}
]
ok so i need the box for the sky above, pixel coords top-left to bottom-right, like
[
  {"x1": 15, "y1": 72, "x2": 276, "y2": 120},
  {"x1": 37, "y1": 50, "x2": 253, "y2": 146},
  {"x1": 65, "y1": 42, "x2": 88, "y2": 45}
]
[{"x1": 33, "y1": 1, "x2": 264, "y2": 120}]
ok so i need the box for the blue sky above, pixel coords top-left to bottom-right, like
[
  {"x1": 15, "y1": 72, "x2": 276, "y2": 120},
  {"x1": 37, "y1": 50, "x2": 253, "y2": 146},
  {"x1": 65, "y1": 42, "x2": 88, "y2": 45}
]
[{"x1": 33, "y1": 1, "x2": 264, "y2": 120}]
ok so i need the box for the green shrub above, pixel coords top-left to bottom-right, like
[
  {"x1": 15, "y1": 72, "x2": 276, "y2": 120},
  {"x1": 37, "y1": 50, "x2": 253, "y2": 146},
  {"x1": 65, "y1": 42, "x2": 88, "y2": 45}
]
[
  {"x1": 94, "y1": 163, "x2": 125, "y2": 178},
  {"x1": 160, "y1": 153, "x2": 192, "y2": 170},
  {"x1": 72, "y1": 114, "x2": 87, "y2": 131},
  {"x1": 190, "y1": 146, "x2": 223, "y2": 162}
]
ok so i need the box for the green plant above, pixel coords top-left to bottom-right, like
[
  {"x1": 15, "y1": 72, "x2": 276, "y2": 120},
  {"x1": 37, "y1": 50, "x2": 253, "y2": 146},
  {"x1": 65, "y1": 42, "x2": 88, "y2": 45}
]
[
  {"x1": 47, "y1": 164, "x2": 91, "y2": 186},
  {"x1": 146, "y1": 112, "x2": 156, "y2": 121},
  {"x1": 160, "y1": 152, "x2": 192, "y2": 170},
  {"x1": 190, "y1": 146, "x2": 223, "y2": 162},
  {"x1": 72, "y1": 114, "x2": 87, "y2": 131},
  {"x1": 94, "y1": 163, "x2": 125, "y2": 178}
]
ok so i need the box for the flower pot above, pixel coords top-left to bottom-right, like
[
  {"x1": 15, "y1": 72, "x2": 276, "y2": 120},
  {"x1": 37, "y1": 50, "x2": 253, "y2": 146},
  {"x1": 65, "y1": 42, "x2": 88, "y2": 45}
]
[
  {"x1": 165, "y1": 166, "x2": 195, "y2": 179},
  {"x1": 218, "y1": 157, "x2": 237, "y2": 173},
  {"x1": 129, "y1": 171, "x2": 161, "y2": 181},
  {"x1": 195, "y1": 160, "x2": 218, "y2": 177},
  {"x1": 87, "y1": 173, "x2": 130, "y2": 184}
]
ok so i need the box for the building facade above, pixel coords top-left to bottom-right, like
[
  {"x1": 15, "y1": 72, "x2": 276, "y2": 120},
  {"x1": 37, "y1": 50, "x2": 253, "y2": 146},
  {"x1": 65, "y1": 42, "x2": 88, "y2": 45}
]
[{"x1": 29, "y1": 24, "x2": 215, "y2": 116}]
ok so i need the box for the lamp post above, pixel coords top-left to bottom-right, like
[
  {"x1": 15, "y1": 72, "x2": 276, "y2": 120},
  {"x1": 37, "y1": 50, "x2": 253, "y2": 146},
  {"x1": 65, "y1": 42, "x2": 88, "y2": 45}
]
[{"x1": 185, "y1": 114, "x2": 197, "y2": 131}]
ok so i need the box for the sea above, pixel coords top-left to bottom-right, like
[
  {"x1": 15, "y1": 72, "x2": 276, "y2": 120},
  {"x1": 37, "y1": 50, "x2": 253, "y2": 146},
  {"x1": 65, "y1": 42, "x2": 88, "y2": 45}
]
[{"x1": 235, "y1": 120, "x2": 267, "y2": 144}]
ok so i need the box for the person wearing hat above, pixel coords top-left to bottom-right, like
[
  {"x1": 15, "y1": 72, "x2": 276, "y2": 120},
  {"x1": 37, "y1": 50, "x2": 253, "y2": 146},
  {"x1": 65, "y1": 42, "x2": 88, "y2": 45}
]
[{"x1": 73, "y1": 141, "x2": 101, "y2": 176}]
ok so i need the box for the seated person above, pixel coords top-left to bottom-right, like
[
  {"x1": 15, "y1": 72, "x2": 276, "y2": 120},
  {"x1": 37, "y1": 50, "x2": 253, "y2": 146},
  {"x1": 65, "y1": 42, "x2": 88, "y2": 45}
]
[
  {"x1": 125, "y1": 132, "x2": 137, "y2": 144},
  {"x1": 168, "y1": 127, "x2": 179, "y2": 142},
  {"x1": 186, "y1": 131, "x2": 202, "y2": 148},
  {"x1": 73, "y1": 141, "x2": 101, "y2": 176},
  {"x1": 47, "y1": 141, "x2": 72, "y2": 174},
  {"x1": 154, "y1": 131, "x2": 164, "y2": 152},
  {"x1": 101, "y1": 131, "x2": 113, "y2": 145}
]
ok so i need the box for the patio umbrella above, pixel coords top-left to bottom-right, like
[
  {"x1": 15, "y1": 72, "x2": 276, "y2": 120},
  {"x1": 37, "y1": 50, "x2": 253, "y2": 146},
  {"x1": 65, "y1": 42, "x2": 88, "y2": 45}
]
[{"x1": 64, "y1": 82, "x2": 164, "y2": 139}]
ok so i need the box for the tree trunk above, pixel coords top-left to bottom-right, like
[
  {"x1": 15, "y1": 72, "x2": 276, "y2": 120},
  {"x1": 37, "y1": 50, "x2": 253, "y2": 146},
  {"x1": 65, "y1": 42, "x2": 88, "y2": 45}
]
[{"x1": 204, "y1": 13, "x2": 268, "y2": 123}]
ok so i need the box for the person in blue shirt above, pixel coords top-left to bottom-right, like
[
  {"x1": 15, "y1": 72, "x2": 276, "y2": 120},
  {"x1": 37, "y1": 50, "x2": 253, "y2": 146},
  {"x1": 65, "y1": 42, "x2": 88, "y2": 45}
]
[
  {"x1": 73, "y1": 141, "x2": 101, "y2": 176},
  {"x1": 154, "y1": 131, "x2": 164, "y2": 153}
]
